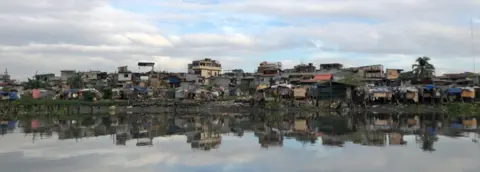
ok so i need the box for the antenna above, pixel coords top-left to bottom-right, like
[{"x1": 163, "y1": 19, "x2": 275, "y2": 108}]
[{"x1": 3, "y1": 68, "x2": 8, "y2": 83}]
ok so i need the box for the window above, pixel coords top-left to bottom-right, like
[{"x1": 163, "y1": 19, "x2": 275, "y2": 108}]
[
  {"x1": 123, "y1": 74, "x2": 129, "y2": 77},
  {"x1": 194, "y1": 70, "x2": 201, "y2": 75}
]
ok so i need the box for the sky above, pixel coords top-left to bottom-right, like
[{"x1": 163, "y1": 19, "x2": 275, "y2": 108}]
[{"x1": 0, "y1": 0, "x2": 480, "y2": 80}]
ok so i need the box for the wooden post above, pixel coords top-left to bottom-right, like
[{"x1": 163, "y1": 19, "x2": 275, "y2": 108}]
[{"x1": 329, "y1": 79, "x2": 333, "y2": 105}]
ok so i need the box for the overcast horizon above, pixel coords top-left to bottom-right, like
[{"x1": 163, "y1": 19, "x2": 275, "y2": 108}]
[{"x1": 0, "y1": 0, "x2": 479, "y2": 80}]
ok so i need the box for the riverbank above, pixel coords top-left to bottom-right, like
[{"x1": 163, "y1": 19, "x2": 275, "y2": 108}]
[{"x1": 1, "y1": 99, "x2": 480, "y2": 117}]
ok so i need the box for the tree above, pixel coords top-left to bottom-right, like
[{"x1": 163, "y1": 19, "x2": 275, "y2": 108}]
[
  {"x1": 412, "y1": 56, "x2": 435, "y2": 79},
  {"x1": 67, "y1": 73, "x2": 83, "y2": 89},
  {"x1": 399, "y1": 71, "x2": 415, "y2": 80},
  {"x1": 24, "y1": 78, "x2": 45, "y2": 89}
]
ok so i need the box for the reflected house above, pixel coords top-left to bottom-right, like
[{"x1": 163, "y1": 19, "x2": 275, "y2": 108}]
[
  {"x1": 255, "y1": 124, "x2": 283, "y2": 148},
  {"x1": 216, "y1": 117, "x2": 231, "y2": 134},
  {"x1": 314, "y1": 116, "x2": 354, "y2": 135},
  {"x1": 363, "y1": 131, "x2": 387, "y2": 146},
  {"x1": 369, "y1": 117, "x2": 393, "y2": 131},
  {"x1": 136, "y1": 130, "x2": 153, "y2": 146},
  {"x1": 287, "y1": 119, "x2": 318, "y2": 144},
  {"x1": 186, "y1": 123, "x2": 222, "y2": 151},
  {"x1": 258, "y1": 130, "x2": 283, "y2": 148},
  {"x1": 321, "y1": 135, "x2": 345, "y2": 147},
  {"x1": 389, "y1": 132, "x2": 406, "y2": 145},
  {"x1": 401, "y1": 116, "x2": 421, "y2": 133},
  {"x1": 115, "y1": 124, "x2": 130, "y2": 146},
  {"x1": 463, "y1": 118, "x2": 477, "y2": 129},
  {"x1": 58, "y1": 126, "x2": 94, "y2": 140},
  {"x1": 294, "y1": 119, "x2": 308, "y2": 131},
  {"x1": 312, "y1": 116, "x2": 355, "y2": 146},
  {"x1": 189, "y1": 131, "x2": 221, "y2": 151}
]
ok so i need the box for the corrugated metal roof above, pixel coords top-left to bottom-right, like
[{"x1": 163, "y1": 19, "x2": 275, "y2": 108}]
[
  {"x1": 300, "y1": 74, "x2": 332, "y2": 83},
  {"x1": 312, "y1": 74, "x2": 332, "y2": 81}
]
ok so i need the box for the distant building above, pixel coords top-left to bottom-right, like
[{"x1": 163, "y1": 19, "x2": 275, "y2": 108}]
[
  {"x1": 0, "y1": 74, "x2": 10, "y2": 85},
  {"x1": 434, "y1": 72, "x2": 476, "y2": 86},
  {"x1": 386, "y1": 69, "x2": 403, "y2": 80},
  {"x1": 256, "y1": 61, "x2": 282, "y2": 85},
  {"x1": 319, "y1": 63, "x2": 343, "y2": 70},
  {"x1": 60, "y1": 70, "x2": 76, "y2": 81},
  {"x1": 347, "y1": 64, "x2": 385, "y2": 84},
  {"x1": 0, "y1": 68, "x2": 10, "y2": 85},
  {"x1": 35, "y1": 73, "x2": 55, "y2": 82},
  {"x1": 188, "y1": 58, "x2": 222, "y2": 78},
  {"x1": 293, "y1": 63, "x2": 316, "y2": 73},
  {"x1": 222, "y1": 69, "x2": 244, "y2": 85}
]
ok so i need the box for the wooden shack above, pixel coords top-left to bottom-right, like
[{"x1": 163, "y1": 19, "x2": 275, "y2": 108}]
[
  {"x1": 461, "y1": 88, "x2": 475, "y2": 99},
  {"x1": 315, "y1": 81, "x2": 356, "y2": 101},
  {"x1": 293, "y1": 87, "x2": 307, "y2": 99}
]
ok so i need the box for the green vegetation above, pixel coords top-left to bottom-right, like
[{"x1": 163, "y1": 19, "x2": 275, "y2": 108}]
[
  {"x1": 67, "y1": 72, "x2": 83, "y2": 89},
  {"x1": 24, "y1": 78, "x2": 47, "y2": 89},
  {"x1": 337, "y1": 73, "x2": 363, "y2": 86},
  {"x1": 2, "y1": 99, "x2": 125, "y2": 106},
  {"x1": 264, "y1": 101, "x2": 282, "y2": 109},
  {"x1": 412, "y1": 56, "x2": 435, "y2": 79},
  {"x1": 102, "y1": 88, "x2": 113, "y2": 99},
  {"x1": 441, "y1": 103, "x2": 480, "y2": 117}
]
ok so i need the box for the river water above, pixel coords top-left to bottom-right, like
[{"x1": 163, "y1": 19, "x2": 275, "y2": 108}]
[{"x1": 0, "y1": 113, "x2": 479, "y2": 172}]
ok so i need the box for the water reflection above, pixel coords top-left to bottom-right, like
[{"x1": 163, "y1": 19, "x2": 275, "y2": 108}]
[{"x1": 0, "y1": 112, "x2": 479, "y2": 172}]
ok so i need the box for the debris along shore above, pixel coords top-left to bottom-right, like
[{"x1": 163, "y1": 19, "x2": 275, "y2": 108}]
[{"x1": 1, "y1": 97, "x2": 478, "y2": 118}]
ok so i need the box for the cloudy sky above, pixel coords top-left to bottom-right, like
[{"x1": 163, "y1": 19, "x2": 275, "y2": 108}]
[{"x1": 0, "y1": 0, "x2": 480, "y2": 79}]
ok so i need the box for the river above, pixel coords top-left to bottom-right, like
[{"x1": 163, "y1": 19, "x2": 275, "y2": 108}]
[{"x1": 0, "y1": 112, "x2": 479, "y2": 172}]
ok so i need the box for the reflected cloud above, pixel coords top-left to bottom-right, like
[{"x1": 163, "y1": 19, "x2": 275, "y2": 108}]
[{"x1": 0, "y1": 114, "x2": 479, "y2": 172}]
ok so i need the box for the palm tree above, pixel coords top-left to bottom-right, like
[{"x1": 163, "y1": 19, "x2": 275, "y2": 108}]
[{"x1": 412, "y1": 56, "x2": 435, "y2": 79}]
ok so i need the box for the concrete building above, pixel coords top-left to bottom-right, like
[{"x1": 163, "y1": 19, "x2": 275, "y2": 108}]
[
  {"x1": 222, "y1": 69, "x2": 244, "y2": 85},
  {"x1": 346, "y1": 64, "x2": 385, "y2": 85},
  {"x1": 255, "y1": 61, "x2": 282, "y2": 85},
  {"x1": 34, "y1": 73, "x2": 55, "y2": 82},
  {"x1": 320, "y1": 63, "x2": 343, "y2": 70},
  {"x1": 60, "y1": 70, "x2": 76, "y2": 81},
  {"x1": 293, "y1": 63, "x2": 316, "y2": 73},
  {"x1": 207, "y1": 76, "x2": 231, "y2": 87},
  {"x1": 188, "y1": 58, "x2": 222, "y2": 78}
]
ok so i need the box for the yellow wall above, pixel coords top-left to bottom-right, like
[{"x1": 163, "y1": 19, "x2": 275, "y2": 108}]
[{"x1": 199, "y1": 69, "x2": 221, "y2": 78}]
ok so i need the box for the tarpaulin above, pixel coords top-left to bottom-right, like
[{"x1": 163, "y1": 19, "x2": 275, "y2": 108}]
[
  {"x1": 8, "y1": 92, "x2": 18, "y2": 100},
  {"x1": 31, "y1": 120, "x2": 39, "y2": 129},
  {"x1": 447, "y1": 88, "x2": 462, "y2": 94},
  {"x1": 424, "y1": 84, "x2": 438, "y2": 91},
  {"x1": 32, "y1": 89, "x2": 40, "y2": 99}
]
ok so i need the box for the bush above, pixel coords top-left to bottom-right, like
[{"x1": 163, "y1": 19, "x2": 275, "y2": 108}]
[
  {"x1": 83, "y1": 91, "x2": 94, "y2": 102},
  {"x1": 103, "y1": 89, "x2": 113, "y2": 99}
]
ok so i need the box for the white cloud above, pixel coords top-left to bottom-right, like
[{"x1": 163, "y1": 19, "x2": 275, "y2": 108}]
[{"x1": 0, "y1": 0, "x2": 479, "y2": 79}]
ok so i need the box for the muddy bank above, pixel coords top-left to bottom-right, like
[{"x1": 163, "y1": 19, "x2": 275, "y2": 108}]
[{"x1": 0, "y1": 99, "x2": 468, "y2": 116}]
